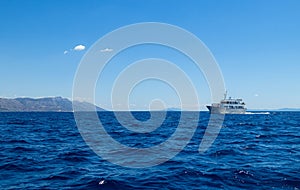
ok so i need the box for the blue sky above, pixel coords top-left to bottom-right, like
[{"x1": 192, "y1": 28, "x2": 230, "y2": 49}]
[{"x1": 0, "y1": 0, "x2": 299, "y2": 110}]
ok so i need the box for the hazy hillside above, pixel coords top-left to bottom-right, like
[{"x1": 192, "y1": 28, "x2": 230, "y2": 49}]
[{"x1": 0, "y1": 97, "x2": 103, "y2": 112}]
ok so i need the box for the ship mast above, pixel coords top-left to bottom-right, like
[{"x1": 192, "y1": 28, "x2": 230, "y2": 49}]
[{"x1": 224, "y1": 91, "x2": 227, "y2": 100}]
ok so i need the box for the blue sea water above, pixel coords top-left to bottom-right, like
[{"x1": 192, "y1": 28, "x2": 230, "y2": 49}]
[{"x1": 0, "y1": 111, "x2": 299, "y2": 189}]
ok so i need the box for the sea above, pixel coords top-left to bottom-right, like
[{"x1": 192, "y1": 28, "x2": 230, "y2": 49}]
[{"x1": 0, "y1": 111, "x2": 299, "y2": 189}]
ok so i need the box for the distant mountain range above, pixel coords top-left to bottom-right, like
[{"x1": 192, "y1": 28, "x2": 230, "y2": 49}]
[
  {"x1": 247, "y1": 108, "x2": 300, "y2": 112},
  {"x1": 277, "y1": 108, "x2": 300, "y2": 111},
  {"x1": 0, "y1": 97, "x2": 104, "y2": 112}
]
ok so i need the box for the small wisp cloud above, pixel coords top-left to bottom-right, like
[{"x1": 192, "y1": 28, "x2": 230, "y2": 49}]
[
  {"x1": 64, "y1": 44, "x2": 86, "y2": 54},
  {"x1": 100, "y1": 48, "x2": 113, "y2": 52},
  {"x1": 74, "y1": 45, "x2": 86, "y2": 51},
  {"x1": 64, "y1": 46, "x2": 112, "y2": 54}
]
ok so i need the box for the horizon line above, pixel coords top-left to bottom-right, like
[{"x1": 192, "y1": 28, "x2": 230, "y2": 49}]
[{"x1": 1, "y1": 96, "x2": 300, "y2": 111}]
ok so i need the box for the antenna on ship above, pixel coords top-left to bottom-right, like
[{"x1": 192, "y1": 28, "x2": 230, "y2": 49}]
[{"x1": 224, "y1": 90, "x2": 227, "y2": 100}]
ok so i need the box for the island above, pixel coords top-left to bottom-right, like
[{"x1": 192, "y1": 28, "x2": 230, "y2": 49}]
[{"x1": 0, "y1": 97, "x2": 104, "y2": 112}]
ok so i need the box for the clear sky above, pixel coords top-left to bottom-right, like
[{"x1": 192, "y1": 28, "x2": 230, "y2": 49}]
[{"x1": 0, "y1": 0, "x2": 299, "y2": 110}]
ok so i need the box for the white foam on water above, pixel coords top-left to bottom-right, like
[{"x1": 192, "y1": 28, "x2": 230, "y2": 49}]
[
  {"x1": 245, "y1": 112, "x2": 270, "y2": 115},
  {"x1": 98, "y1": 180, "x2": 105, "y2": 185}
]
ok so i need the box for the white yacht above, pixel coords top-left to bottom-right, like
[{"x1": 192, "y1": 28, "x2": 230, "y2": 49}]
[{"x1": 206, "y1": 92, "x2": 246, "y2": 114}]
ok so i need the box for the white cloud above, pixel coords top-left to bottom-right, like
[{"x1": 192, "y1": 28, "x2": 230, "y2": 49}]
[
  {"x1": 100, "y1": 48, "x2": 113, "y2": 52},
  {"x1": 74, "y1": 45, "x2": 86, "y2": 51},
  {"x1": 63, "y1": 50, "x2": 68, "y2": 54},
  {"x1": 254, "y1": 94, "x2": 259, "y2": 97}
]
